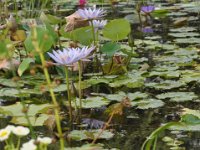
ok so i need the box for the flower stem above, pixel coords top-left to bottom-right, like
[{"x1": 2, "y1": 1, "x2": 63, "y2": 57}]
[
  {"x1": 64, "y1": 66, "x2": 73, "y2": 122},
  {"x1": 78, "y1": 61, "x2": 82, "y2": 119},
  {"x1": 16, "y1": 137, "x2": 21, "y2": 150},
  {"x1": 31, "y1": 26, "x2": 64, "y2": 150}
]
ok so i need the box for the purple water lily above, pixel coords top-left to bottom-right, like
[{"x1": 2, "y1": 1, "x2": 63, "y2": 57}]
[
  {"x1": 89, "y1": 20, "x2": 107, "y2": 30},
  {"x1": 47, "y1": 46, "x2": 95, "y2": 66},
  {"x1": 77, "y1": 8, "x2": 106, "y2": 20},
  {"x1": 142, "y1": 26, "x2": 153, "y2": 33},
  {"x1": 141, "y1": 5, "x2": 155, "y2": 13}
]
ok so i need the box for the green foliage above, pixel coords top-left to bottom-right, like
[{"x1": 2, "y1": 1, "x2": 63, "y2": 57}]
[
  {"x1": 18, "y1": 58, "x2": 35, "y2": 76},
  {"x1": 100, "y1": 42, "x2": 121, "y2": 56},
  {"x1": 68, "y1": 130, "x2": 114, "y2": 141},
  {"x1": 62, "y1": 26, "x2": 93, "y2": 45},
  {"x1": 103, "y1": 19, "x2": 131, "y2": 41},
  {"x1": 24, "y1": 26, "x2": 55, "y2": 54}
]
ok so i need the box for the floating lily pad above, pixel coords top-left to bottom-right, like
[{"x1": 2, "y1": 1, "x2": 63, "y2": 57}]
[
  {"x1": 68, "y1": 129, "x2": 114, "y2": 141},
  {"x1": 131, "y1": 99, "x2": 165, "y2": 109},
  {"x1": 0, "y1": 102, "x2": 53, "y2": 126},
  {"x1": 105, "y1": 91, "x2": 148, "y2": 102},
  {"x1": 70, "y1": 97, "x2": 110, "y2": 109},
  {"x1": 156, "y1": 92, "x2": 198, "y2": 102},
  {"x1": 145, "y1": 80, "x2": 185, "y2": 90}
]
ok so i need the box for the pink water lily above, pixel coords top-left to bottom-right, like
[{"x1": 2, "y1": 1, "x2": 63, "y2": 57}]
[
  {"x1": 77, "y1": 8, "x2": 106, "y2": 20},
  {"x1": 47, "y1": 46, "x2": 95, "y2": 66},
  {"x1": 79, "y1": 0, "x2": 87, "y2": 6}
]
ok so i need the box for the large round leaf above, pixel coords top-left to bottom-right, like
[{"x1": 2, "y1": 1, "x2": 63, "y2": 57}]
[{"x1": 103, "y1": 19, "x2": 131, "y2": 41}]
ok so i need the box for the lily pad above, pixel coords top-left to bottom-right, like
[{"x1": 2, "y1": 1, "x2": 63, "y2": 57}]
[
  {"x1": 156, "y1": 92, "x2": 198, "y2": 102},
  {"x1": 131, "y1": 99, "x2": 165, "y2": 109},
  {"x1": 68, "y1": 129, "x2": 114, "y2": 141}
]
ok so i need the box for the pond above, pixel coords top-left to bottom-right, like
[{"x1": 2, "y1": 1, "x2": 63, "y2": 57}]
[{"x1": 0, "y1": 0, "x2": 200, "y2": 150}]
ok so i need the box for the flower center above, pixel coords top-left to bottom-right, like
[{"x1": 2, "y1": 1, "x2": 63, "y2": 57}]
[{"x1": 0, "y1": 131, "x2": 8, "y2": 137}]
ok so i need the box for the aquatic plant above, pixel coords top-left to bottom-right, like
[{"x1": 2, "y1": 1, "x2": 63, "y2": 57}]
[
  {"x1": 89, "y1": 20, "x2": 107, "y2": 30},
  {"x1": 141, "y1": 5, "x2": 155, "y2": 14},
  {"x1": 79, "y1": 0, "x2": 87, "y2": 6},
  {"x1": 47, "y1": 46, "x2": 95, "y2": 66},
  {"x1": 77, "y1": 8, "x2": 106, "y2": 20},
  {"x1": 0, "y1": 125, "x2": 52, "y2": 150}
]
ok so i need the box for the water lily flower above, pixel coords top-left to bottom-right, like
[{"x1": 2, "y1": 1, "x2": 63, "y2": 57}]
[
  {"x1": 89, "y1": 20, "x2": 107, "y2": 30},
  {"x1": 13, "y1": 126, "x2": 30, "y2": 137},
  {"x1": 5, "y1": 125, "x2": 15, "y2": 132},
  {"x1": 141, "y1": 5, "x2": 155, "y2": 14},
  {"x1": 77, "y1": 8, "x2": 106, "y2": 20},
  {"x1": 21, "y1": 140, "x2": 37, "y2": 150},
  {"x1": 37, "y1": 137, "x2": 52, "y2": 145},
  {"x1": 0, "y1": 128, "x2": 10, "y2": 141},
  {"x1": 79, "y1": 0, "x2": 87, "y2": 6},
  {"x1": 47, "y1": 46, "x2": 95, "y2": 66},
  {"x1": 142, "y1": 26, "x2": 153, "y2": 33}
]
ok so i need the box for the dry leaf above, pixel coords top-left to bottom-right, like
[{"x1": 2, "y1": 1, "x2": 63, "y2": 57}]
[
  {"x1": 65, "y1": 12, "x2": 89, "y2": 32},
  {"x1": 0, "y1": 59, "x2": 20, "y2": 70}
]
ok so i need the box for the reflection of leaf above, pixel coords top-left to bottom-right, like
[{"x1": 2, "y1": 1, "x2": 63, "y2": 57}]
[{"x1": 68, "y1": 130, "x2": 114, "y2": 141}]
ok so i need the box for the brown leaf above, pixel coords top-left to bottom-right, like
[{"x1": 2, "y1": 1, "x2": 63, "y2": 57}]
[
  {"x1": 65, "y1": 12, "x2": 89, "y2": 32},
  {"x1": 0, "y1": 59, "x2": 20, "y2": 70}
]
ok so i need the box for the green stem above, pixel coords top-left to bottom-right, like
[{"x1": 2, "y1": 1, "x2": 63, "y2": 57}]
[
  {"x1": 78, "y1": 61, "x2": 82, "y2": 118},
  {"x1": 31, "y1": 27, "x2": 64, "y2": 150},
  {"x1": 90, "y1": 20, "x2": 96, "y2": 45},
  {"x1": 64, "y1": 66, "x2": 73, "y2": 122},
  {"x1": 16, "y1": 137, "x2": 21, "y2": 150}
]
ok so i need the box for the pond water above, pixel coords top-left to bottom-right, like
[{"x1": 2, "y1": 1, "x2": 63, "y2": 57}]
[{"x1": 1, "y1": 0, "x2": 200, "y2": 150}]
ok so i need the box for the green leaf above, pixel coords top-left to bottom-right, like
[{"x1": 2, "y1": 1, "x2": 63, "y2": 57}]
[
  {"x1": 0, "y1": 102, "x2": 53, "y2": 126},
  {"x1": 181, "y1": 114, "x2": 200, "y2": 124},
  {"x1": 24, "y1": 27, "x2": 55, "y2": 54},
  {"x1": 156, "y1": 92, "x2": 197, "y2": 102},
  {"x1": 68, "y1": 129, "x2": 114, "y2": 141},
  {"x1": 18, "y1": 58, "x2": 34, "y2": 76},
  {"x1": 40, "y1": 12, "x2": 62, "y2": 24},
  {"x1": 100, "y1": 42, "x2": 121, "y2": 56},
  {"x1": 63, "y1": 26, "x2": 93, "y2": 45},
  {"x1": 103, "y1": 19, "x2": 131, "y2": 41}
]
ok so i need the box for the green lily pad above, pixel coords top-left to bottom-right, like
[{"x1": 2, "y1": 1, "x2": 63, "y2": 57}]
[
  {"x1": 0, "y1": 102, "x2": 53, "y2": 126},
  {"x1": 70, "y1": 97, "x2": 110, "y2": 109},
  {"x1": 156, "y1": 92, "x2": 198, "y2": 102},
  {"x1": 145, "y1": 80, "x2": 185, "y2": 90},
  {"x1": 68, "y1": 129, "x2": 114, "y2": 141},
  {"x1": 131, "y1": 99, "x2": 165, "y2": 109},
  {"x1": 105, "y1": 91, "x2": 148, "y2": 102}
]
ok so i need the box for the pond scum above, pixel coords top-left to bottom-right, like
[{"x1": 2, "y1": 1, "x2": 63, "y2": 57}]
[{"x1": 0, "y1": 0, "x2": 200, "y2": 150}]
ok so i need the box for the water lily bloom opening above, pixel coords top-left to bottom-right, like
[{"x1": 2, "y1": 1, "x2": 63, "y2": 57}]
[
  {"x1": 13, "y1": 126, "x2": 30, "y2": 136},
  {"x1": 89, "y1": 20, "x2": 107, "y2": 30},
  {"x1": 141, "y1": 5, "x2": 155, "y2": 13},
  {"x1": 47, "y1": 46, "x2": 95, "y2": 66},
  {"x1": 77, "y1": 8, "x2": 106, "y2": 20},
  {"x1": 0, "y1": 128, "x2": 10, "y2": 141}
]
